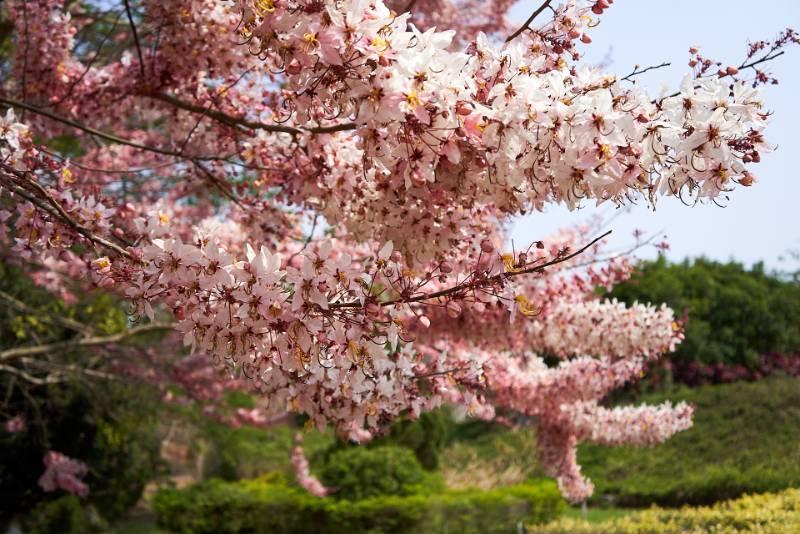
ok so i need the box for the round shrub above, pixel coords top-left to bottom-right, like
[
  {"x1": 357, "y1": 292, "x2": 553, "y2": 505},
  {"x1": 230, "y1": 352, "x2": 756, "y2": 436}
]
[{"x1": 319, "y1": 445, "x2": 433, "y2": 500}]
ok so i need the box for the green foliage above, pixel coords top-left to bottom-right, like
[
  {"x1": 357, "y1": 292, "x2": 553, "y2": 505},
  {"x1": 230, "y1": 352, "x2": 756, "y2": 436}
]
[
  {"x1": 0, "y1": 381, "x2": 162, "y2": 522},
  {"x1": 0, "y1": 263, "x2": 128, "y2": 347},
  {"x1": 199, "y1": 420, "x2": 333, "y2": 481},
  {"x1": 319, "y1": 445, "x2": 442, "y2": 501},
  {"x1": 608, "y1": 257, "x2": 800, "y2": 366},
  {"x1": 153, "y1": 476, "x2": 565, "y2": 534},
  {"x1": 534, "y1": 488, "x2": 800, "y2": 533},
  {"x1": 23, "y1": 496, "x2": 89, "y2": 534},
  {"x1": 578, "y1": 377, "x2": 800, "y2": 506},
  {"x1": 369, "y1": 408, "x2": 455, "y2": 469}
]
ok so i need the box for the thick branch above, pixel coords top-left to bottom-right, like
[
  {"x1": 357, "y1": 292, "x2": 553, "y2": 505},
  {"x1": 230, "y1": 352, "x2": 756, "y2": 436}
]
[{"x1": 0, "y1": 323, "x2": 174, "y2": 362}]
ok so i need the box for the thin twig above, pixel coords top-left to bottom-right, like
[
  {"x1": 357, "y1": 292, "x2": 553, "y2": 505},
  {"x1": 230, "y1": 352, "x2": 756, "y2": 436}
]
[
  {"x1": 0, "y1": 289, "x2": 92, "y2": 335},
  {"x1": 621, "y1": 62, "x2": 671, "y2": 82},
  {"x1": 506, "y1": 0, "x2": 553, "y2": 43},
  {"x1": 123, "y1": 0, "x2": 146, "y2": 79},
  {"x1": 331, "y1": 231, "x2": 612, "y2": 309},
  {"x1": 149, "y1": 93, "x2": 357, "y2": 135},
  {"x1": 0, "y1": 97, "x2": 228, "y2": 161}
]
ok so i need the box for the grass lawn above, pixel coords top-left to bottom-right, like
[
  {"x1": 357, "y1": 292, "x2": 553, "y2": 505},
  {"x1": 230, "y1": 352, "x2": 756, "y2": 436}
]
[{"x1": 580, "y1": 376, "x2": 800, "y2": 506}]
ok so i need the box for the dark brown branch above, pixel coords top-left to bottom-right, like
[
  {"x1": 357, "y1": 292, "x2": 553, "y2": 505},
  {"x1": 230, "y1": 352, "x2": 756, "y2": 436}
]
[
  {"x1": 0, "y1": 323, "x2": 174, "y2": 362},
  {"x1": 331, "y1": 230, "x2": 612, "y2": 309},
  {"x1": 0, "y1": 169, "x2": 137, "y2": 260},
  {"x1": 0, "y1": 97, "x2": 229, "y2": 161},
  {"x1": 123, "y1": 0, "x2": 146, "y2": 79},
  {"x1": 150, "y1": 93, "x2": 357, "y2": 135},
  {"x1": 506, "y1": 0, "x2": 553, "y2": 43},
  {"x1": 621, "y1": 62, "x2": 671, "y2": 82}
]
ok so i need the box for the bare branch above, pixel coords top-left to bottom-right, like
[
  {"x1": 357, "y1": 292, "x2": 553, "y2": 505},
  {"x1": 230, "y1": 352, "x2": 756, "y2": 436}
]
[
  {"x1": 0, "y1": 97, "x2": 229, "y2": 161},
  {"x1": 123, "y1": 0, "x2": 146, "y2": 79},
  {"x1": 506, "y1": 0, "x2": 553, "y2": 43},
  {"x1": 0, "y1": 323, "x2": 174, "y2": 362},
  {"x1": 621, "y1": 62, "x2": 671, "y2": 82},
  {"x1": 331, "y1": 230, "x2": 612, "y2": 309}
]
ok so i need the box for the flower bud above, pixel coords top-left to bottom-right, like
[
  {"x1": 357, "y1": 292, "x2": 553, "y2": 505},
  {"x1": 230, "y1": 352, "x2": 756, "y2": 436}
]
[
  {"x1": 726, "y1": 66, "x2": 739, "y2": 76},
  {"x1": 480, "y1": 239, "x2": 494, "y2": 254},
  {"x1": 581, "y1": 33, "x2": 593, "y2": 44},
  {"x1": 740, "y1": 172, "x2": 755, "y2": 186},
  {"x1": 410, "y1": 170, "x2": 427, "y2": 187},
  {"x1": 286, "y1": 59, "x2": 302, "y2": 76},
  {"x1": 440, "y1": 261, "x2": 453, "y2": 274}
]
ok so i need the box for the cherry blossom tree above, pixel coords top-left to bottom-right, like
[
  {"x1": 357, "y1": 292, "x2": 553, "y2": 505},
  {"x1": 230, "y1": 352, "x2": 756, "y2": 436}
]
[{"x1": 0, "y1": 0, "x2": 796, "y2": 502}]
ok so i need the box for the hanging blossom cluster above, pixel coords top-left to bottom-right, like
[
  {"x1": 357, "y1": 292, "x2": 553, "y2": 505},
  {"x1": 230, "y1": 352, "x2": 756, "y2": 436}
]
[
  {"x1": 291, "y1": 433, "x2": 329, "y2": 497},
  {"x1": 0, "y1": 0, "x2": 796, "y2": 502}
]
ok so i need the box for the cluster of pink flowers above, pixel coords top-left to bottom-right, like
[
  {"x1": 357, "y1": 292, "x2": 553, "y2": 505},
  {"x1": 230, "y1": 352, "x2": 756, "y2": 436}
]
[
  {"x1": 3, "y1": 414, "x2": 27, "y2": 433},
  {"x1": 1, "y1": 0, "x2": 795, "y2": 502},
  {"x1": 37, "y1": 451, "x2": 89, "y2": 498}
]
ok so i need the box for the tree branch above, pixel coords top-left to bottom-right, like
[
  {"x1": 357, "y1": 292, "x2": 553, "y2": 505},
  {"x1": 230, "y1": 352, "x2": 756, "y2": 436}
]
[
  {"x1": 0, "y1": 97, "x2": 229, "y2": 161},
  {"x1": 149, "y1": 93, "x2": 357, "y2": 136},
  {"x1": 0, "y1": 168, "x2": 137, "y2": 261},
  {"x1": 0, "y1": 323, "x2": 174, "y2": 362},
  {"x1": 123, "y1": 0, "x2": 146, "y2": 79},
  {"x1": 506, "y1": 0, "x2": 552, "y2": 43},
  {"x1": 0, "y1": 289, "x2": 92, "y2": 335},
  {"x1": 331, "y1": 230, "x2": 612, "y2": 309},
  {"x1": 621, "y1": 62, "x2": 671, "y2": 82}
]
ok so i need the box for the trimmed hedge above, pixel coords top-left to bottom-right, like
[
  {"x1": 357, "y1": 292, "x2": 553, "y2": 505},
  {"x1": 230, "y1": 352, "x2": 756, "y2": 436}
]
[
  {"x1": 533, "y1": 488, "x2": 800, "y2": 533},
  {"x1": 153, "y1": 477, "x2": 565, "y2": 533}
]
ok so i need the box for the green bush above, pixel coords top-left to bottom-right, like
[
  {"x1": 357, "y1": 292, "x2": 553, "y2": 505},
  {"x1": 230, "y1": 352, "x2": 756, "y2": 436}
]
[
  {"x1": 319, "y1": 445, "x2": 442, "y2": 500},
  {"x1": 608, "y1": 257, "x2": 800, "y2": 366},
  {"x1": 579, "y1": 377, "x2": 800, "y2": 506},
  {"x1": 369, "y1": 408, "x2": 455, "y2": 469},
  {"x1": 153, "y1": 476, "x2": 565, "y2": 533},
  {"x1": 22, "y1": 496, "x2": 93, "y2": 534},
  {"x1": 199, "y1": 419, "x2": 333, "y2": 481}
]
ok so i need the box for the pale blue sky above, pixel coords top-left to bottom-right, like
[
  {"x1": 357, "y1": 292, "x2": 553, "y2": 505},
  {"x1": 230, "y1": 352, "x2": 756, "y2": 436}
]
[{"x1": 508, "y1": 1, "x2": 800, "y2": 269}]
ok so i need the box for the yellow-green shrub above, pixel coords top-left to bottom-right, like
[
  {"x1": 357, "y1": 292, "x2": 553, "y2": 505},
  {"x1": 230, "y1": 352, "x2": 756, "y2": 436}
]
[{"x1": 532, "y1": 488, "x2": 800, "y2": 533}]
